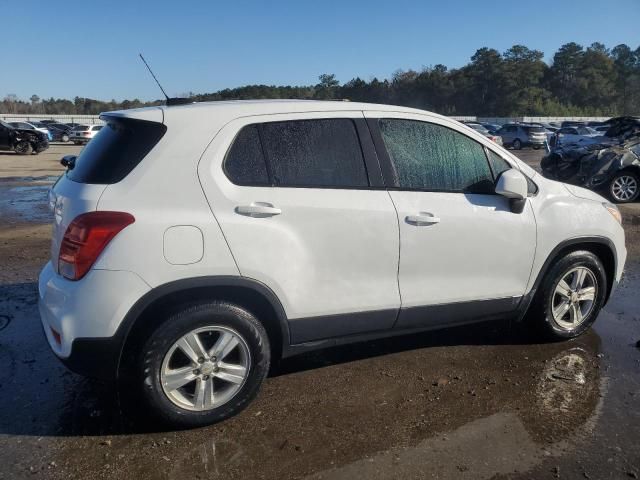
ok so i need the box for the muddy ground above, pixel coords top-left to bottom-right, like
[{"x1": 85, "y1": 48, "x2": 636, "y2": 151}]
[{"x1": 0, "y1": 145, "x2": 639, "y2": 479}]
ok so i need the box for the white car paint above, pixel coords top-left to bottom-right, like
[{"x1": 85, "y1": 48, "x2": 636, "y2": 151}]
[{"x1": 38, "y1": 100, "x2": 627, "y2": 367}]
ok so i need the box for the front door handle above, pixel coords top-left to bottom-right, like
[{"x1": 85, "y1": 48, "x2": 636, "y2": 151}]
[
  {"x1": 406, "y1": 212, "x2": 440, "y2": 226},
  {"x1": 235, "y1": 202, "x2": 282, "y2": 218}
]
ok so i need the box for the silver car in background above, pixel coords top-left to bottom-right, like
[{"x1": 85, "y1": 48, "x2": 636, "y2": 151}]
[{"x1": 498, "y1": 123, "x2": 547, "y2": 150}]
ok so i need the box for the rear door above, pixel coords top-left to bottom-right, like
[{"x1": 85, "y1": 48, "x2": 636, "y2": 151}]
[
  {"x1": 198, "y1": 112, "x2": 401, "y2": 344},
  {"x1": 365, "y1": 112, "x2": 537, "y2": 329}
]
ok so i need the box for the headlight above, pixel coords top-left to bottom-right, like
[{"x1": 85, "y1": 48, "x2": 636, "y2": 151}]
[{"x1": 603, "y1": 202, "x2": 622, "y2": 225}]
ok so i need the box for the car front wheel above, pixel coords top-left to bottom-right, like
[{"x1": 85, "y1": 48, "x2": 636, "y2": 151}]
[
  {"x1": 14, "y1": 141, "x2": 32, "y2": 155},
  {"x1": 609, "y1": 170, "x2": 639, "y2": 203},
  {"x1": 512, "y1": 138, "x2": 522, "y2": 150},
  {"x1": 530, "y1": 250, "x2": 606, "y2": 340},
  {"x1": 134, "y1": 302, "x2": 270, "y2": 429}
]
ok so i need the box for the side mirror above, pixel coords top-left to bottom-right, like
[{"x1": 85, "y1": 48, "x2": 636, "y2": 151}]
[
  {"x1": 495, "y1": 169, "x2": 528, "y2": 213},
  {"x1": 60, "y1": 155, "x2": 76, "y2": 170}
]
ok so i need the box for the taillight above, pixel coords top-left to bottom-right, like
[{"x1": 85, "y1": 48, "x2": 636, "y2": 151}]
[{"x1": 58, "y1": 211, "x2": 135, "y2": 280}]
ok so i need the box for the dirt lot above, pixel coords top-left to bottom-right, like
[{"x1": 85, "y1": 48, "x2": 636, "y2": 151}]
[{"x1": 0, "y1": 146, "x2": 639, "y2": 479}]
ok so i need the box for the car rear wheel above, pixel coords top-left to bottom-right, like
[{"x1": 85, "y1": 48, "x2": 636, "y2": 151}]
[
  {"x1": 529, "y1": 251, "x2": 606, "y2": 340},
  {"x1": 609, "y1": 170, "x2": 639, "y2": 203},
  {"x1": 134, "y1": 302, "x2": 271, "y2": 429},
  {"x1": 62, "y1": 134, "x2": 69, "y2": 143},
  {"x1": 512, "y1": 138, "x2": 522, "y2": 150},
  {"x1": 14, "y1": 141, "x2": 32, "y2": 155}
]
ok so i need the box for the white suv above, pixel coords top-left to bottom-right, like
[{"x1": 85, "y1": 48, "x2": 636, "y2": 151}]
[
  {"x1": 39, "y1": 100, "x2": 626, "y2": 428},
  {"x1": 69, "y1": 124, "x2": 103, "y2": 144}
]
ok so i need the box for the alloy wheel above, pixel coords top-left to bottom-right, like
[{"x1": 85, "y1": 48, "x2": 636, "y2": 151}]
[
  {"x1": 160, "y1": 326, "x2": 251, "y2": 411},
  {"x1": 611, "y1": 174, "x2": 638, "y2": 202},
  {"x1": 551, "y1": 267, "x2": 597, "y2": 330}
]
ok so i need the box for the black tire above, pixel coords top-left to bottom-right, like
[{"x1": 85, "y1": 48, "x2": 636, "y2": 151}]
[
  {"x1": 528, "y1": 250, "x2": 607, "y2": 340},
  {"x1": 14, "y1": 141, "x2": 32, "y2": 155},
  {"x1": 608, "y1": 170, "x2": 639, "y2": 204},
  {"x1": 513, "y1": 138, "x2": 522, "y2": 150},
  {"x1": 133, "y1": 302, "x2": 270, "y2": 429}
]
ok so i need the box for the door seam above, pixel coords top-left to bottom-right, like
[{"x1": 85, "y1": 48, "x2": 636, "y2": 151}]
[{"x1": 386, "y1": 190, "x2": 403, "y2": 327}]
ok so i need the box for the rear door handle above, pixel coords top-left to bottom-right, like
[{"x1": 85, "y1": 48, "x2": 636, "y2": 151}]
[
  {"x1": 235, "y1": 202, "x2": 282, "y2": 218},
  {"x1": 406, "y1": 212, "x2": 440, "y2": 226}
]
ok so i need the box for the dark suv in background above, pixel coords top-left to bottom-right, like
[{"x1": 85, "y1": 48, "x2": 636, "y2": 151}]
[{"x1": 498, "y1": 123, "x2": 547, "y2": 150}]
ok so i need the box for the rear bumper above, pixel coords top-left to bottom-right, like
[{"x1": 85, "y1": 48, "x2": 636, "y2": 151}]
[{"x1": 38, "y1": 261, "x2": 150, "y2": 379}]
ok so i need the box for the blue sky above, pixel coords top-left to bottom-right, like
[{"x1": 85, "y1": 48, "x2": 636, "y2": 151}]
[{"x1": 3, "y1": 0, "x2": 639, "y2": 101}]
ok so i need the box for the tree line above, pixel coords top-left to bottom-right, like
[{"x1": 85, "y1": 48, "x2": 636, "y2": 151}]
[{"x1": 3, "y1": 42, "x2": 639, "y2": 117}]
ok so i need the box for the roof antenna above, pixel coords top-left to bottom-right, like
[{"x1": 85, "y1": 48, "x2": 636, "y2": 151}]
[{"x1": 139, "y1": 53, "x2": 192, "y2": 106}]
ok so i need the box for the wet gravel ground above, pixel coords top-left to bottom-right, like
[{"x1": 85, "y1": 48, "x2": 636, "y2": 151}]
[{"x1": 0, "y1": 147, "x2": 639, "y2": 479}]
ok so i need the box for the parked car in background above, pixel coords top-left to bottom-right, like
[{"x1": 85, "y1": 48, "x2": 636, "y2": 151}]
[
  {"x1": 463, "y1": 122, "x2": 503, "y2": 146},
  {"x1": 69, "y1": 124, "x2": 103, "y2": 144},
  {"x1": 551, "y1": 126, "x2": 602, "y2": 149},
  {"x1": 542, "y1": 116, "x2": 640, "y2": 203},
  {"x1": 481, "y1": 123, "x2": 501, "y2": 134},
  {"x1": 47, "y1": 124, "x2": 71, "y2": 142},
  {"x1": 39, "y1": 100, "x2": 626, "y2": 429},
  {"x1": 497, "y1": 123, "x2": 547, "y2": 149},
  {"x1": 39, "y1": 120, "x2": 62, "y2": 126},
  {"x1": 539, "y1": 122, "x2": 558, "y2": 133},
  {"x1": 9, "y1": 121, "x2": 52, "y2": 141},
  {"x1": 0, "y1": 120, "x2": 49, "y2": 154}
]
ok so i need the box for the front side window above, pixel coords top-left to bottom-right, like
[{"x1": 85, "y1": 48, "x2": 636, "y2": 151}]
[
  {"x1": 378, "y1": 119, "x2": 494, "y2": 193},
  {"x1": 486, "y1": 149, "x2": 511, "y2": 178}
]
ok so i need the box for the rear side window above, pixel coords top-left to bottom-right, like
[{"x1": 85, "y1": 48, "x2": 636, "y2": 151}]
[
  {"x1": 224, "y1": 119, "x2": 369, "y2": 188},
  {"x1": 262, "y1": 119, "x2": 368, "y2": 188},
  {"x1": 224, "y1": 125, "x2": 269, "y2": 186},
  {"x1": 67, "y1": 117, "x2": 167, "y2": 184},
  {"x1": 378, "y1": 119, "x2": 494, "y2": 193}
]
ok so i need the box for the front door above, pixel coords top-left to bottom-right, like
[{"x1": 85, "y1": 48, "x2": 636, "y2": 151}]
[{"x1": 366, "y1": 112, "x2": 537, "y2": 329}]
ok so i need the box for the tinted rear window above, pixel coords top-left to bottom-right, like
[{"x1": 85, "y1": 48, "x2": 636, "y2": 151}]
[
  {"x1": 224, "y1": 119, "x2": 369, "y2": 188},
  {"x1": 224, "y1": 125, "x2": 269, "y2": 186},
  {"x1": 524, "y1": 126, "x2": 545, "y2": 133},
  {"x1": 75, "y1": 125, "x2": 90, "y2": 131},
  {"x1": 67, "y1": 117, "x2": 167, "y2": 184},
  {"x1": 262, "y1": 119, "x2": 368, "y2": 188}
]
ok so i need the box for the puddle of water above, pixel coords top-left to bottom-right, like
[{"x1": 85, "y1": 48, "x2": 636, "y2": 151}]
[{"x1": 0, "y1": 182, "x2": 53, "y2": 223}]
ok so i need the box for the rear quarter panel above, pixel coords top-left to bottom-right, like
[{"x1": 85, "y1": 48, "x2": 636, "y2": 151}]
[{"x1": 92, "y1": 109, "x2": 239, "y2": 287}]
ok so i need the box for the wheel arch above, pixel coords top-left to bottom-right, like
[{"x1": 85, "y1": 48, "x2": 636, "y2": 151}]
[
  {"x1": 518, "y1": 236, "x2": 617, "y2": 320},
  {"x1": 117, "y1": 276, "x2": 290, "y2": 379}
]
